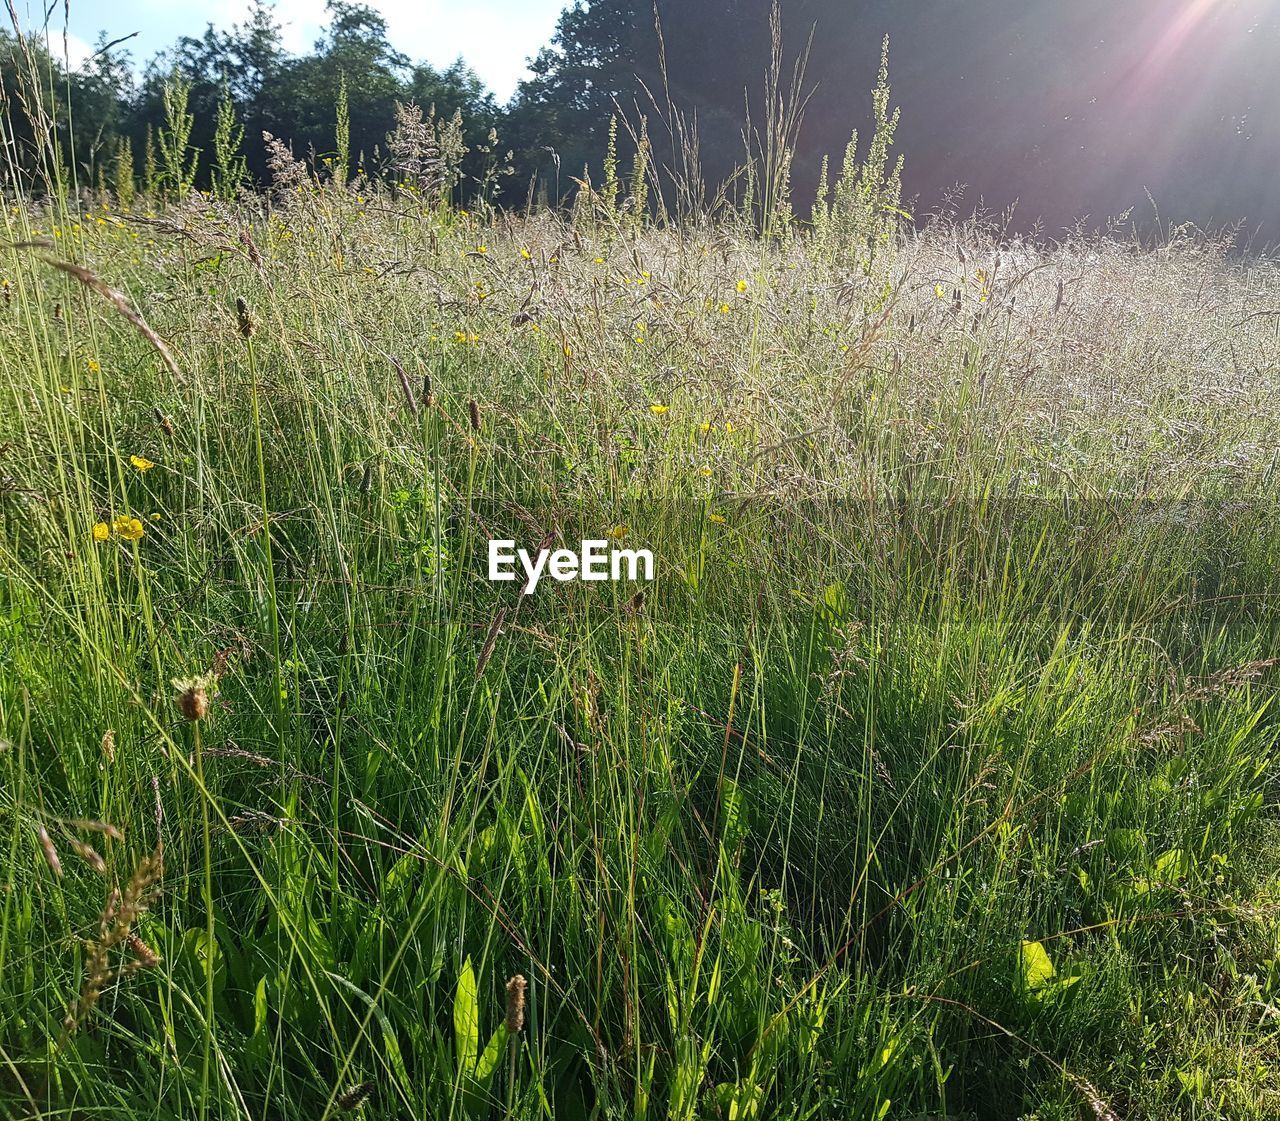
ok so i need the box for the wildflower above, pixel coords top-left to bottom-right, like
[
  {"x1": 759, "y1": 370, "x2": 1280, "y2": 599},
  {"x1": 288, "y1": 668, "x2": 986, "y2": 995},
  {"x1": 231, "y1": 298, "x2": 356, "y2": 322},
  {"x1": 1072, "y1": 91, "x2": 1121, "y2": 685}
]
[
  {"x1": 594, "y1": 257, "x2": 605, "y2": 264},
  {"x1": 609, "y1": 525, "x2": 629, "y2": 540},
  {"x1": 935, "y1": 284, "x2": 946, "y2": 299},
  {"x1": 736, "y1": 279, "x2": 748, "y2": 294},
  {"x1": 700, "y1": 422, "x2": 713, "y2": 434},
  {"x1": 709, "y1": 512, "x2": 727, "y2": 525},
  {"x1": 520, "y1": 248, "x2": 532, "y2": 260},
  {"x1": 724, "y1": 421, "x2": 735, "y2": 434},
  {"x1": 118, "y1": 518, "x2": 144, "y2": 541},
  {"x1": 649, "y1": 403, "x2": 670, "y2": 415},
  {"x1": 92, "y1": 522, "x2": 110, "y2": 542},
  {"x1": 562, "y1": 344, "x2": 573, "y2": 358},
  {"x1": 86, "y1": 358, "x2": 101, "y2": 374},
  {"x1": 698, "y1": 466, "x2": 713, "y2": 478},
  {"x1": 719, "y1": 303, "x2": 731, "y2": 314},
  {"x1": 474, "y1": 245, "x2": 488, "y2": 254},
  {"x1": 129, "y1": 455, "x2": 155, "y2": 472}
]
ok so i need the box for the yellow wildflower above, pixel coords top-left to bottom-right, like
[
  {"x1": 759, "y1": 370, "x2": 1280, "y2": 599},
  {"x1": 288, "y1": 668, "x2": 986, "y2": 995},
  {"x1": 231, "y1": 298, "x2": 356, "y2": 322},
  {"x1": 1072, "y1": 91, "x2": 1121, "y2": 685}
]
[
  {"x1": 129, "y1": 454, "x2": 155, "y2": 472},
  {"x1": 709, "y1": 512, "x2": 727, "y2": 525},
  {"x1": 719, "y1": 303, "x2": 731, "y2": 314},
  {"x1": 609, "y1": 525, "x2": 629, "y2": 540},
  {"x1": 649, "y1": 403, "x2": 670, "y2": 415},
  {"x1": 112, "y1": 515, "x2": 144, "y2": 541},
  {"x1": 86, "y1": 358, "x2": 101, "y2": 374},
  {"x1": 91, "y1": 522, "x2": 109, "y2": 542},
  {"x1": 736, "y1": 279, "x2": 748, "y2": 294},
  {"x1": 520, "y1": 247, "x2": 532, "y2": 260}
]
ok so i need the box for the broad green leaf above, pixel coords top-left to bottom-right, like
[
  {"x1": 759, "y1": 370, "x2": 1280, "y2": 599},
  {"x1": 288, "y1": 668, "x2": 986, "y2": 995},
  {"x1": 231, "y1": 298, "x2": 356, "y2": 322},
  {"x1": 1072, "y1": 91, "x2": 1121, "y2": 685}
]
[
  {"x1": 454, "y1": 956, "x2": 480, "y2": 1073},
  {"x1": 1019, "y1": 939, "x2": 1055, "y2": 991},
  {"x1": 475, "y1": 1023, "x2": 508, "y2": 1085},
  {"x1": 252, "y1": 976, "x2": 268, "y2": 1038}
]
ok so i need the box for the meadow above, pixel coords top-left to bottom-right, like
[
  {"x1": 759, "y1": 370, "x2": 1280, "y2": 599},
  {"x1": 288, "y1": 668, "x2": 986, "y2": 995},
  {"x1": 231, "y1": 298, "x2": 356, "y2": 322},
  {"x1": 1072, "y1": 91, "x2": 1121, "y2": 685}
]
[{"x1": 3, "y1": 147, "x2": 1280, "y2": 1120}]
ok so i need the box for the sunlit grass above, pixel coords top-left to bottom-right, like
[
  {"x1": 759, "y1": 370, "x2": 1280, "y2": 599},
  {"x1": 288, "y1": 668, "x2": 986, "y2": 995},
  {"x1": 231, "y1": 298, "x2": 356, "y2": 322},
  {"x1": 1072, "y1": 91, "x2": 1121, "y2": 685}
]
[{"x1": 2, "y1": 189, "x2": 1280, "y2": 1120}]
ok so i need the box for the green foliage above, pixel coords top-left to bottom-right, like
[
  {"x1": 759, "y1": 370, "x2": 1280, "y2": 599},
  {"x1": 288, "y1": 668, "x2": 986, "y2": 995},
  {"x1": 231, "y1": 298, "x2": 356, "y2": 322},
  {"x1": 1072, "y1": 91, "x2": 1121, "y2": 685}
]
[
  {"x1": 812, "y1": 37, "x2": 904, "y2": 268},
  {"x1": 158, "y1": 71, "x2": 199, "y2": 198},
  {"x1": 602, "y1": 114, "x2": 620, "y2": 217},
  {"x1": 334, "y1": 71, "x2": 350, "y2": 186},
  {"x1": 113, "y1": 136, "x2": 135, "y2": 206},
  {"x1": 211, "y1": 83, "x2": 248, "y2": 200}
]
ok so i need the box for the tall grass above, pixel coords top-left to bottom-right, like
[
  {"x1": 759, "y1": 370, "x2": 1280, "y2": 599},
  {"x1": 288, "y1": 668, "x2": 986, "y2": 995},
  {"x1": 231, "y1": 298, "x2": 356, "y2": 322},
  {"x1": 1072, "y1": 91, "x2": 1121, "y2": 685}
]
[{"x1": 4, "y1": 44, "x2": 1280, "y2": 1121}]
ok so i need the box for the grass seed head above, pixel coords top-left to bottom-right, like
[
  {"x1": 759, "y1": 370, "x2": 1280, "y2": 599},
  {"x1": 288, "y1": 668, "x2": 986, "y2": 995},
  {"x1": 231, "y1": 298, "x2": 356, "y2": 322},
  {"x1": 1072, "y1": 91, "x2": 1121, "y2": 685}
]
[
  {"x1": 235, "y1": 296, "x2": 255, "y2": 338},
  {"x1": 173, "y1": 674, "x2": 216, "y2": 722},
  {"x1": 505, "y1": 974, "x2": 527, "y2": 1034},
  {"x1": 336, "y1": 1081, "x2": 375, "y2": 1112},
  {"x1": 37, "y1": 825, "x2": 62, "y2": 877}
]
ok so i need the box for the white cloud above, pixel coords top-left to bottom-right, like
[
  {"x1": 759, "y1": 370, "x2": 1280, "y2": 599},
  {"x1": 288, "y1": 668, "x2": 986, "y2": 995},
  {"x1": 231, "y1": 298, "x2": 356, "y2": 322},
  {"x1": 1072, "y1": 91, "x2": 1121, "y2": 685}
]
[{"x1": 28, "y1": 27, "x2": 95, "y2": 70}]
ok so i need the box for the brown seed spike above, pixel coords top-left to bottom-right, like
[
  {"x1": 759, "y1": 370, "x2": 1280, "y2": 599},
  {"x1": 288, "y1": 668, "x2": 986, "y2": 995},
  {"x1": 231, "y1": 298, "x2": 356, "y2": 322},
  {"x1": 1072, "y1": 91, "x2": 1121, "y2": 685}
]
[
  {"x1": 505, "y1": 974, "x2": 527, "y2": 1034},
  {"x1": 336, "y1": 1081, "x2": 375, "y2": 1112},
  {"x1": 468, "y1": 399, "x2": 481, "y2": 432},
  {"x1": 125, "y1": 932, "x2": 160, "y2": 968},
  {"x1": 235, "y1": 296, "x2": 255, "y2": 339},
  {"x1": 173, "y1": 674, "x2": 215, "y2": 722},
  {"x1": 70, "y1": 838, "x2": 107, "y2": 875},
  {"x1": 37, "y1": 826, "x2": 62, "y2": 877}
]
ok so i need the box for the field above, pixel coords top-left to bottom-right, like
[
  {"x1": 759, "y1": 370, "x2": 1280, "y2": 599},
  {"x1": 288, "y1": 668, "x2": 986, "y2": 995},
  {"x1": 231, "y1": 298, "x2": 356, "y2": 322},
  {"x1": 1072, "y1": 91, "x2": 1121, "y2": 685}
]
[{"x1": 3, "y1": 183, "x2": 1280, "y2": 1121}]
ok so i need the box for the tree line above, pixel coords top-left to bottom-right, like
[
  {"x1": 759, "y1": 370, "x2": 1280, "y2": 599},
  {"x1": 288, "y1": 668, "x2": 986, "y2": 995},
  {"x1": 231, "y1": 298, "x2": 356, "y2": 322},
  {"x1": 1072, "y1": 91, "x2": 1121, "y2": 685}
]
[{"x1": 3, "y1": 0, "x2": 1278, "y2": 231}]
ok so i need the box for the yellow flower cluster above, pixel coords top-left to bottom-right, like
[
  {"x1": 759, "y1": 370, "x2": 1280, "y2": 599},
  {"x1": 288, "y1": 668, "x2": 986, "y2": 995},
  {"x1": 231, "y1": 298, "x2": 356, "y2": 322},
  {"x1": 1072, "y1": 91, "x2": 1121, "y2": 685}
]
[{"x1": 93, "y1": 515, "x2": 145, "y2": 542}]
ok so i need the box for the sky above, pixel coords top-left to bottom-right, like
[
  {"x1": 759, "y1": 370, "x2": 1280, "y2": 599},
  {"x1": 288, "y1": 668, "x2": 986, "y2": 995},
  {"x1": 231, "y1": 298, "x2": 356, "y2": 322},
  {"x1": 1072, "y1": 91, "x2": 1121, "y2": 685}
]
[{"x1": 13, "y1": 0, "x2": 568, "y2": 101}]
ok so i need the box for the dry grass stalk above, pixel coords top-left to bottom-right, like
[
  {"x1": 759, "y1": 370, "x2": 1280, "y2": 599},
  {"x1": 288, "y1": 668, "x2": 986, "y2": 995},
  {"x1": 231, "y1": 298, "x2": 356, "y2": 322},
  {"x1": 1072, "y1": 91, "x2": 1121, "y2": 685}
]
[
  {"x1": 475, "y1": 606, "x2": 508, "y2": 679},
  {"x1": 23, "y1": 250, "x2": 186, "y2": 383},
  {"x1": 65, "y1": 847, "x2": 165, "y2": 1032},
  {"x1": 37, "y1": 825, "x2": 62, "y2": 878}
]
